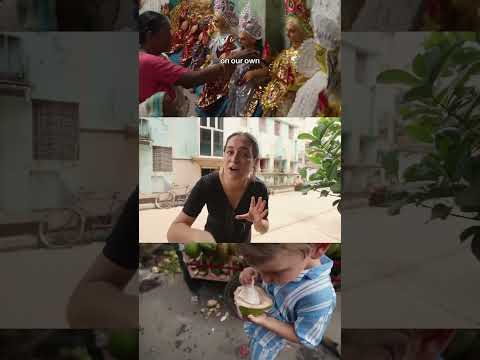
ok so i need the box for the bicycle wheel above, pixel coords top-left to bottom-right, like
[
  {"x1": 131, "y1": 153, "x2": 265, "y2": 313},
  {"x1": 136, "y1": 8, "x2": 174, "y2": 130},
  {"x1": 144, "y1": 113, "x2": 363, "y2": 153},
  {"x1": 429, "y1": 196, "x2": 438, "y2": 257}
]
[
  {"x1": 154, "y1": 192, "x2": 174, "y2": 209},
  {"x1": 38, "y1": 209, "x2": 85, "y2": 249}
]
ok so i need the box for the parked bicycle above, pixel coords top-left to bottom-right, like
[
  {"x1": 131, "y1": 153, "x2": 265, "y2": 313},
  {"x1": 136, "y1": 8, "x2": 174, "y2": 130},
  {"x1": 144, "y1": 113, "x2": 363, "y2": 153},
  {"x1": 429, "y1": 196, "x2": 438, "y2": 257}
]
[
  {"x1": 38, "y1": 188, "x2": 126, "y2": 249},
  {"x1": 154, "y1": 183, "x2": 191, "y2": 209}
]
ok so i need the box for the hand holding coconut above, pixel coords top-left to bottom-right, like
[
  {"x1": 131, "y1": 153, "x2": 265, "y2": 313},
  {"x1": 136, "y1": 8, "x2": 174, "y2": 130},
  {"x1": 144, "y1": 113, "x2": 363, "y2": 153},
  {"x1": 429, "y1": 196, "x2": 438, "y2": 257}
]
[{"x1": 232, "y1": 244, "x2": 338, "y2": 357}]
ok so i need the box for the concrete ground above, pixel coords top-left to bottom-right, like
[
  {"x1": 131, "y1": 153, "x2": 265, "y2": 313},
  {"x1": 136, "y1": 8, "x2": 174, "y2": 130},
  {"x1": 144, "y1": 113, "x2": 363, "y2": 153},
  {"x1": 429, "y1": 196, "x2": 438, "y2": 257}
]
[
  {"x1": 140, "y1": 191, "x2": 341, "y2": 243},
  {"x1": 342, "y1": 206, "x2": 480, "y2": 328},
  {"x1": 140, "y1": 271, "x2": 341, "y2": 360},
  {"x1": 0, "y1": 242, "x2": 138, "y2": 328}
]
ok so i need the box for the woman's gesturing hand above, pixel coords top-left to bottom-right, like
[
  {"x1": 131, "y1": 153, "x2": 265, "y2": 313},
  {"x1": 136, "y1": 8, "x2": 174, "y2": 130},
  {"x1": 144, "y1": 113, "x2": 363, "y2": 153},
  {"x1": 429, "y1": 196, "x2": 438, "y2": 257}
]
[{"x1": 235, "y1": 196, "x2": 268, "y2": 226}]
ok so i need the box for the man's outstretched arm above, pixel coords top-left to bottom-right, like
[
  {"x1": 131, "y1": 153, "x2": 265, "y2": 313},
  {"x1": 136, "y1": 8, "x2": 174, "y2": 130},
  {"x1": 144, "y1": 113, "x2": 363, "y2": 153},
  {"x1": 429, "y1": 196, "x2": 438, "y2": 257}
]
[{"x1": 67, "y1": 253, "x2": 138, "y2": 328}]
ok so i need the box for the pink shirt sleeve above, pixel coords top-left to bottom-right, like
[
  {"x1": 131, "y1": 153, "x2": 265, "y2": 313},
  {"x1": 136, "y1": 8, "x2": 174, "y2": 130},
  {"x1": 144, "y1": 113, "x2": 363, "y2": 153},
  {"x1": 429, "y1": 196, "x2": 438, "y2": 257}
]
[
  {"x1": 153, "y1": 55, "x2": 189, "y2": 86},
  {"x1": 139, "y1": 53, "x2": 190, "y2": 103}
]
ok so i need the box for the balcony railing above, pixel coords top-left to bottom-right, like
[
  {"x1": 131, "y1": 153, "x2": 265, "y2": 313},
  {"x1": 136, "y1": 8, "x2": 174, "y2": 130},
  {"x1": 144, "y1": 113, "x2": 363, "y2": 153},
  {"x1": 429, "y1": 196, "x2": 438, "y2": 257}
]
[
  {"x1": 259, "y1": 172, "x2": 298, "y2": 188},
  {"x1": 139, "y1": 118, "x2": 152, "y2": 144}
]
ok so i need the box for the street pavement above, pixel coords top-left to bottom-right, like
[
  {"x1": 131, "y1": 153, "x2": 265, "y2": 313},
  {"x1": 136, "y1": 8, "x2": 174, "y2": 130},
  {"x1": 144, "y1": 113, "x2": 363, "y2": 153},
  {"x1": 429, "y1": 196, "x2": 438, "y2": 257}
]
[
  {"x1": 140, "y1": 191, "x2": 341, "y2": 243},
  {"x1": 342, "y1": 206, "x2": 480, "y2": 328},
  {"x1": 140, "y1": 271, "x2": 341, "y2": 360},
  {"x1": 0, "y1": 242, "x2": 138, "y2": 328}
]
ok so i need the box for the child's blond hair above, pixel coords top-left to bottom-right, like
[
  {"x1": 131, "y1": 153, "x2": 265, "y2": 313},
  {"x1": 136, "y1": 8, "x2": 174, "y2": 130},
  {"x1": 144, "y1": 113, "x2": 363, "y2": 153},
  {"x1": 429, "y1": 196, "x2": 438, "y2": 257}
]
[{"x1": 235, "y1": 244, "x2": 327, "y2": 265}]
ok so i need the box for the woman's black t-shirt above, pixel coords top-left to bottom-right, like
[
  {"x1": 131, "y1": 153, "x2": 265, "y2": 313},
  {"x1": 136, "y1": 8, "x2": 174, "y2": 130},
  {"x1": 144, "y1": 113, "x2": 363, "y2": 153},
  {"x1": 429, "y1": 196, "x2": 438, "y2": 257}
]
[
  {"x1": 102, "y1": 186, "x2": 139, "y2": 270},
  {"x1": 182, "y1": 172, "x2": 269, "y2": 243}
]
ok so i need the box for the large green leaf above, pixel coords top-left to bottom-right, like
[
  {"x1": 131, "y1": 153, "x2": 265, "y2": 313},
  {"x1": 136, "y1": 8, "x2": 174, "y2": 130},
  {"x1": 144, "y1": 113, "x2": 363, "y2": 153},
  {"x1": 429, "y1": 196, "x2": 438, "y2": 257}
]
[
  {"x1": 443, "y1": 62, "x2": 480, "y2": 108},
  {"x1": 423, "y1": 33, "x2": 449, "y2": 49},
  {"x1": 298, "y1": 133, "x2": 316, "y2": 141},
  {"x1": 403, "y1": 155, "x2": 443, "y2": 182},
  {"x1": 312, "y1": 121, "x2": 327, "y2": 140},
  {"x1": 451, "y1": 47, "x2": 480, "y2": 66},
  {"x1": 428, "y1": 41, "x2": 465, "y2": 85},
  {"x1": 399, "y1": 106, "x2": 443, "y2": 120},
  {"x1": 377, "y1": 69, "x2": 422, "y2": 87},
  {"x1": 453, "y1": 32, "x2": 477, "y2": 42},
  {"x1": 330, "y1": 181, "x2": 341, "y2": 194},
  {"x1": 404, "y1": 121, "x2": 435, "y2": 143},
  {"x1": 412, "y1": 54, "x2": 428, "y2": 78},
  {"x1": 434, "y1": 127, "x2": 462, "y2": 159},
  {"x1": 402, "y1": 85, "x2": 433, "y2": 103}
]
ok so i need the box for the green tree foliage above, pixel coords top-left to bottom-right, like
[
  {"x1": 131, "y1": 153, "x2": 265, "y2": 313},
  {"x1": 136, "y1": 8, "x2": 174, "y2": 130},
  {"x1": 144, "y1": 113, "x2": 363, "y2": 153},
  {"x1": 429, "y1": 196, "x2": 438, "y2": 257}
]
[
  {"x1": 377, "y1": 32, "x2": 480, "y2": 261},
  {"x1": 298, "y1": 118, "x2": 341, "y2": 207}
]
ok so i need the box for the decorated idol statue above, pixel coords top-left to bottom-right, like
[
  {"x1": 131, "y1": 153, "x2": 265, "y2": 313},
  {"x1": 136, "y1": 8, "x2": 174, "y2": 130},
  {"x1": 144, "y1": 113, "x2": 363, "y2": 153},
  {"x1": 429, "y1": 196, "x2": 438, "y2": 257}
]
[
  {"x1": 225, "y1": 1, "x2": 268, "y2": 117},
  {"x1": 288, "y1": 0, "x2": 341, "y2": 117},
  {"x1": 180, "y1": 0, "x2": 214, "y2": 67},
  {"x1": 196, "y1": 0, "x2": 239, "y2": 116},
  {"x1": 260, "y1": 0, "x2": 314, "y2": 117}
]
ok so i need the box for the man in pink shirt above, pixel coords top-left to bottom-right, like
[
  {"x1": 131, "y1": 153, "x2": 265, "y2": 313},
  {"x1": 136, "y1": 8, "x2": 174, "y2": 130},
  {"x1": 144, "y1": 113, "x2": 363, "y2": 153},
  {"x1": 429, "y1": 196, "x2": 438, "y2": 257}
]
[{"x1": 139, "y1": 51, "x2": 188, "y2": 103}]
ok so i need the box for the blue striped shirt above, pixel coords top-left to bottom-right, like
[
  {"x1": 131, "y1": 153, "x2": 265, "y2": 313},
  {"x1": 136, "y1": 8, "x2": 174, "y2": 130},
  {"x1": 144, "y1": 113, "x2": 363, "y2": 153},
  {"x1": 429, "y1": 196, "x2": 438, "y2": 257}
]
[{"x1": 245, "y1": 255, "x2": 336, "y2": 359}]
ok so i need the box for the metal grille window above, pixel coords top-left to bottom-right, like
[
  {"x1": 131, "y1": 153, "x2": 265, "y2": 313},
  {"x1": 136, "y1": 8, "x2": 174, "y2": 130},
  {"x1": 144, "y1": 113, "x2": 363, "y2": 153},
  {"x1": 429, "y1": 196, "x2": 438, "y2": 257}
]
[
  {"x1": 152, "y1": 146, "x2": 172, "y2": 172},
  {"x1": 33, "y1": 100, "x2": 79, "y2": 160}
]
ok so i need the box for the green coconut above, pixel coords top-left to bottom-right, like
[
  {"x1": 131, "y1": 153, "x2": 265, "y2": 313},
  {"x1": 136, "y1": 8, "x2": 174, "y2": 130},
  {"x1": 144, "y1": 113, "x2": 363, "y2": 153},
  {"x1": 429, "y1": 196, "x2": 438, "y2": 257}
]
[
  {"x1": 199, "y1": 243, "x2": 217, "y2": 255},
  {"x1": 234, "y1": 285, "x2": 273, "y2": 318},
  {"x1": 184, "y1": 243, "x2": 201, "y2": 259}
]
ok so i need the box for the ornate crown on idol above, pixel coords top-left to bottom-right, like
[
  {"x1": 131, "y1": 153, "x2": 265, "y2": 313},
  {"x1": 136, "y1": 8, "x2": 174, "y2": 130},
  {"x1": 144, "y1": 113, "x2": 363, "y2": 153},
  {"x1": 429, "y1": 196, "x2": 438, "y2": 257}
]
[
  {"x1": 214, "y1": 0, "x2": 239, "y2": 27},
  {"x1": 239, "y1": 2, "x2": 263, "y2": 40},
  {"x1": 284, "y1": 0, "x2": 313, "y2": 36}
]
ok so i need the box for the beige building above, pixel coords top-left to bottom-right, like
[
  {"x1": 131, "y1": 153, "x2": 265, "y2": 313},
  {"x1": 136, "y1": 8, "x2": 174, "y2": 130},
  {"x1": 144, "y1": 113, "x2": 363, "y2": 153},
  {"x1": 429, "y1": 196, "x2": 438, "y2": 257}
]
[{"x1": 139, "y1": 117, "x2": 322, "y2": 196}]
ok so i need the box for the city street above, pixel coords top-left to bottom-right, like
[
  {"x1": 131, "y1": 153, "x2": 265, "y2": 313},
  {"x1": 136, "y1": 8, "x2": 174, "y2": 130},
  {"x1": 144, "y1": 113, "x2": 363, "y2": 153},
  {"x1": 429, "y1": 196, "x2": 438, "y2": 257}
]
[
  {"x1": 140, "y1": 191, "x2": 341, "y2": 243},
  {"x1": 140, "y1": 271, "x2": 341, "y2": 360},
  {"x1": 0, "y1": 242, "x2": 138, "y2": 328},
  {"x1": 342, "y1": 206, "x2": 480, "y2": 328}
]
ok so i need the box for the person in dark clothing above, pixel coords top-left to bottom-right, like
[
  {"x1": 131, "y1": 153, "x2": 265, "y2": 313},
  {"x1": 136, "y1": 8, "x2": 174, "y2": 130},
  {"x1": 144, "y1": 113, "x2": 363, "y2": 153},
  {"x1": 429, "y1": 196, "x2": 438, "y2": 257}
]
[
  {"x1": 167, "y1": 132, "x2": 270, "y2": 243},
  {"x1": 67, "y1": 187, "x2": 139, "y2": 328}
]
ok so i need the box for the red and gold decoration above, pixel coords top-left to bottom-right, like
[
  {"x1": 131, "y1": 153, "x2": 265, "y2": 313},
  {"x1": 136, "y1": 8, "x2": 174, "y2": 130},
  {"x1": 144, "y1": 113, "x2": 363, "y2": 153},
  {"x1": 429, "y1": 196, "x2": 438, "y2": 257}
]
[{"x1": 284, "y1": 0, "x2": 313, "y2": 36}]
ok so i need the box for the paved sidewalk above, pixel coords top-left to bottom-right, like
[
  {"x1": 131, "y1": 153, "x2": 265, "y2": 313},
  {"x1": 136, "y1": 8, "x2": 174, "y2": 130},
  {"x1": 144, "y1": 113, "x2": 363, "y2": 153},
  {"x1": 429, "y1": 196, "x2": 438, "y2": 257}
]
[
  {"x1": 140, "y1": 191, "x2": 341, "y2": 243},
  {"x1": 0, "y1": 243, "x2": 138, "y2": 328},
  {"x1": 342, "y1": 206, "x2": 480, "y2": 328},
  {"x1": 140, "y1": 272, "x2": 341, "y2": 360}
]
